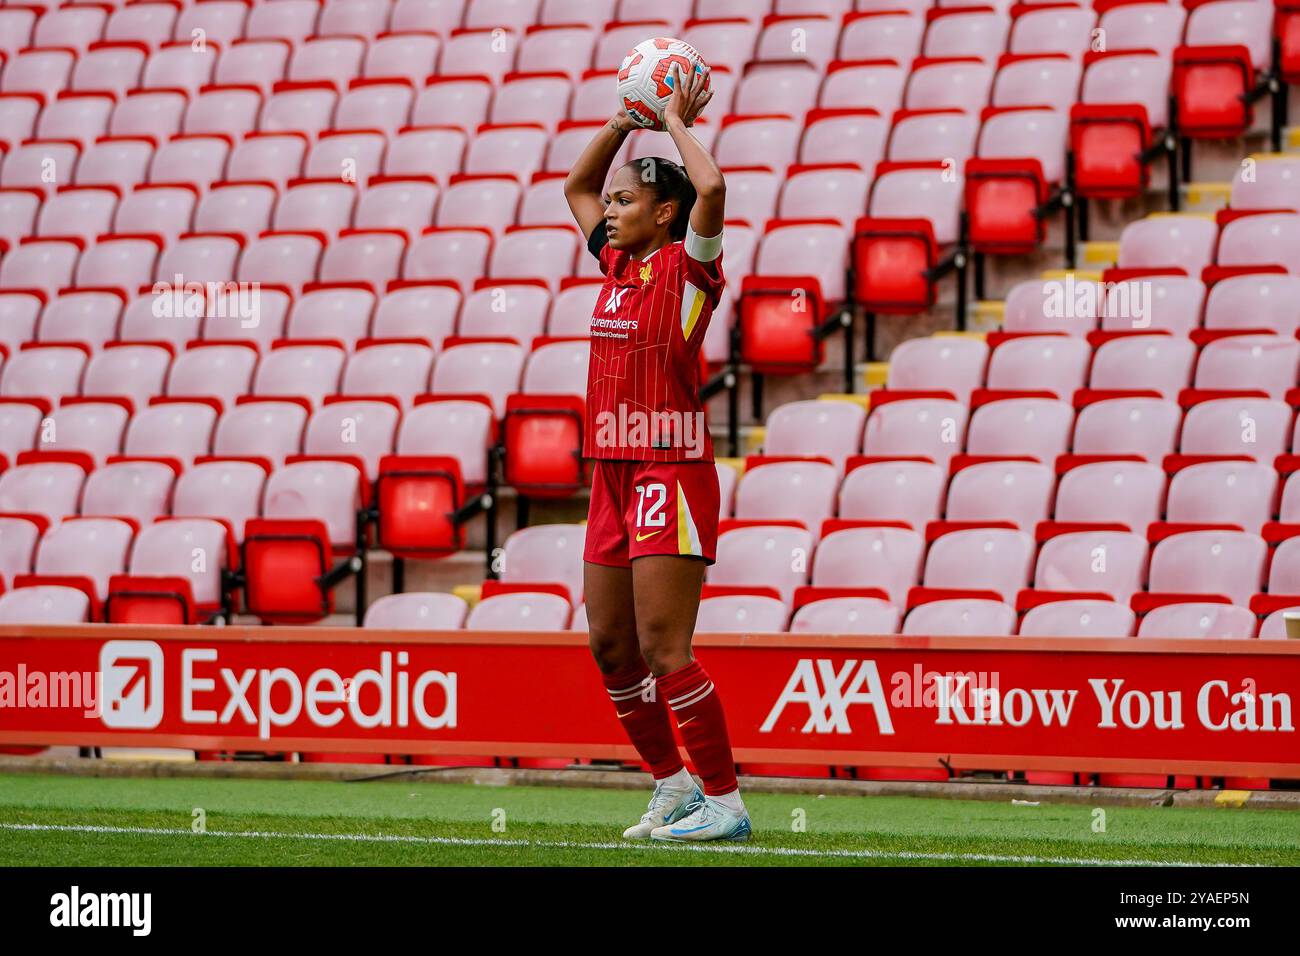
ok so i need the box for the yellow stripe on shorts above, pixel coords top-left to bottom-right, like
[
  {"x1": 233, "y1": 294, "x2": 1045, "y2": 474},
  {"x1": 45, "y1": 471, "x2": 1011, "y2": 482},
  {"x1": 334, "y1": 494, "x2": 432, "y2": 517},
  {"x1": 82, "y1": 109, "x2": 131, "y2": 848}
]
[{"x1": 676, "y1": 480, "x2": 703, "y2": 557}]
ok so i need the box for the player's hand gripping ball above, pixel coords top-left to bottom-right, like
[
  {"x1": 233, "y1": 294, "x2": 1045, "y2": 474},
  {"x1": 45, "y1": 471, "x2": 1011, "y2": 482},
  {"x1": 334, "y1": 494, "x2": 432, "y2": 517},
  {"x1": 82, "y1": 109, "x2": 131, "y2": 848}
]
[{"x1": 616, "y1": 37, "x2": 711, "y2": 131}]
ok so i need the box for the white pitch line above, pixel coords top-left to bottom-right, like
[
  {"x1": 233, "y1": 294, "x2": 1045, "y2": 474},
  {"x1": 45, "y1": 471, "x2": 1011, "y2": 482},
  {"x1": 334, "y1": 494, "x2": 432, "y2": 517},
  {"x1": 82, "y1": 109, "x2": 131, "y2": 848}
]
[{"x1": 0, "y1": 822, "x2": 1261, "y2": 867}]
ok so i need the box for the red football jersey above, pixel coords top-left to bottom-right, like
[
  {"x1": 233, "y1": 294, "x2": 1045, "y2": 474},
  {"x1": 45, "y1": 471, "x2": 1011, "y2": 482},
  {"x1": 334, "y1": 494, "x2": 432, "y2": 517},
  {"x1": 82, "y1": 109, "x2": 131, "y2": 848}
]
[{"x1": 584, "y1": 229, "x2": 725, "y2": 462}]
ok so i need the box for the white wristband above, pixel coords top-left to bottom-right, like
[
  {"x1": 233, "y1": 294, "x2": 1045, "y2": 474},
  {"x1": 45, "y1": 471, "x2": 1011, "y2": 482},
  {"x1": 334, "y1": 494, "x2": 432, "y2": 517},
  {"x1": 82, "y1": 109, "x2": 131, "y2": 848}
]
[{"x1": 684, "y1": 224, "x2": 723, "y2": 262}]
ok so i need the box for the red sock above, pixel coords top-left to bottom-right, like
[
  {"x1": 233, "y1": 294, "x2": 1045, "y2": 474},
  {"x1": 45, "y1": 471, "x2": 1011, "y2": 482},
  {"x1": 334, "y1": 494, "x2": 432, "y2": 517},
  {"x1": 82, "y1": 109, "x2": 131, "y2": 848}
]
[
  {"x1": 656, "y1": 659, "x2": 738, "y2": 796},
  {"x1": 602, "y1": 661, "x2": 684, "y2": 780}
]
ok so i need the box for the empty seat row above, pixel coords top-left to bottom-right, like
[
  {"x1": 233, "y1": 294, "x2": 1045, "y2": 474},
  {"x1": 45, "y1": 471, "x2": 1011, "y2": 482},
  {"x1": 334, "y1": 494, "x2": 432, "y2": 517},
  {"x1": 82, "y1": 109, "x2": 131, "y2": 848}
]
[
  {"x1": 0, "y1": 107, "x2": 1067, "y2": 236},
  {"x1": 5, "y1": 503, "x2": 1297, "y2": 639},
  {"x1": 1003, "y1": 268, "x2": 1300, "y2": 338},
  {"x1": 0, "y1": 278, "x2": 615, "y2": 354},
  {"x1": 726, "y1": 451, "x2": 1300, "y2": 538},
  {"x1": 758, "y1": 392, "x2": 1300, "y2": 472},
  {"x1": 889, "y1": 330, "x2": 1300, "y2": 402},
  {"x1": 0, "y1": 55, "x2": 1156, "y2": 174},
  {"x1": 0, "y1": 169, "x2": 967, "y2": 309},
  {"x1": 0, "y1": 337, "x2": 588, "y2": 462},
  {"x1": 695, "y1": 593, "x2": 1294, "y2": 639},
  {"x1": 0, "y1": 483, "x2": 586, "y2": 626},
  {"x1": 341, "y1": 587, "x2": 1295, "y2": 639},
  {"x1": 1077, "y1": 211, "x2": 1300, "y2": 285},
  {"x1": 2, "y1": 2, "x2": 1266, "y2": 156},
  {"x1": 0, "y1": 224, "x2": 595, "y2": 298},
  {"x1": 0, "y1": 1, "x2": 1269, "y2": 85},
  {"x1": 0, "y1": 122, "x2": 681, "y2": 194},
  {"x1": 704, "y1": 520, "x2": 1292, "y2": 607}
]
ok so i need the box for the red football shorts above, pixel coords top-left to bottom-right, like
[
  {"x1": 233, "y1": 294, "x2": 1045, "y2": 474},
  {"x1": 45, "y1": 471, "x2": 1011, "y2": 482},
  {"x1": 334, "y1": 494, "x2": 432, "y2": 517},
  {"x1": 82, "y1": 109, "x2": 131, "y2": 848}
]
[{"x1": 584, "y1": 458, "x2": 720, "y2": 568}]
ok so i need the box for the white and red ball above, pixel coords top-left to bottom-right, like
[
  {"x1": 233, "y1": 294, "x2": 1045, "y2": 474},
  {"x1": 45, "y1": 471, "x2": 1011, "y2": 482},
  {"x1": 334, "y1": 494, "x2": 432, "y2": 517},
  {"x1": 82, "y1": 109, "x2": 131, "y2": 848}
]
[{"x1": 615, "y1": 37, "x2": 711, "y2": 131}]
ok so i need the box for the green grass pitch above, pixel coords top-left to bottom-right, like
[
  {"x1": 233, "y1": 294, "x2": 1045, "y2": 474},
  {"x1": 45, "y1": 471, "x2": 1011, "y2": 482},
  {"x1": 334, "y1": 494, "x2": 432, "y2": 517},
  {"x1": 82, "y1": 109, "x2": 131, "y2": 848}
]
[{"x1": 0, "y1": 772, "x2": 1297, "y2": 866}]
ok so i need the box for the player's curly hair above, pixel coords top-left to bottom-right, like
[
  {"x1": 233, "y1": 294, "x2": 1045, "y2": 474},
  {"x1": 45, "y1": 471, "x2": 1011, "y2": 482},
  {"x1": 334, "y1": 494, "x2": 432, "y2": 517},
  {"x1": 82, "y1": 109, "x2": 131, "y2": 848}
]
[{"x1": 624, "y1": 157, "x2": 697, "y2": 241}]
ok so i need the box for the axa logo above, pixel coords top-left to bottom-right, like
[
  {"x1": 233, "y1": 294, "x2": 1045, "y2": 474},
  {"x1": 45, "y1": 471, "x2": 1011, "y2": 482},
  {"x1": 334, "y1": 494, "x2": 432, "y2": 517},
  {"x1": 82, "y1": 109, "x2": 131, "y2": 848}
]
[
  {"x1": 603, "y1": 288, "x2": 630, "y2": 313},
  {"x1": 99, "y1": 641, "x2": 164, "y2": 730},
  {"x1": 760, "y1": 659, "x2": 895, "y2": 735}
]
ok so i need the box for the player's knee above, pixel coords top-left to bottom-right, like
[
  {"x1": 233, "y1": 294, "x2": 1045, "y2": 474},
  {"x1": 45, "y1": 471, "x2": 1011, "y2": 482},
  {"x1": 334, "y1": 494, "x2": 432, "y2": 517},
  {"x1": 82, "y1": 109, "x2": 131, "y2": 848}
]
[
  {"x1": 637, "y1": 619, "x2": 690, "y2": 675},
  {"x1": 587, "y1": 623, "x2": 638, "y2": 673},
  {"x1": 640, "y1": 645, "x2": 691, "y2": 677}
]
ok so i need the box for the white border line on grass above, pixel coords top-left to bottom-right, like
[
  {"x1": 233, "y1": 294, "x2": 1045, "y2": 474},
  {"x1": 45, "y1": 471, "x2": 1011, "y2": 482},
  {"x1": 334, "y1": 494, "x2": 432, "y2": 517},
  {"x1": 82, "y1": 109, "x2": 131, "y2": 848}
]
[{"x1": 0, "y1": 822, "x2": 1261, "y2": 867}]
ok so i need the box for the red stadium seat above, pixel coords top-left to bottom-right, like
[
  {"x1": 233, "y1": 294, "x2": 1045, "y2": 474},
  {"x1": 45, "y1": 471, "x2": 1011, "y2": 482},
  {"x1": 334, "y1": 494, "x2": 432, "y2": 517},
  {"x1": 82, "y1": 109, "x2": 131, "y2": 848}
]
[
  {"x1": 736, "y1": 459, "x2": 838, "y2": 540},
  {"x1": 503, "y1": 392, "x2": 586, "y2": 498},
  {"x1": 376, "y1": 451, "x2": 472, "y2": 559},
  {"x1": 1069, "y1": 102, "x2": 1154, "y2": 200},
  {"x1": 175, "y1": 2, "x2": 249, "y2": 50},
  {"x1": 964, "y1": 157, "x2": 1049, "y2": 256},
  {"x1": 888, "y1": 335, "x2": 988, "y2": 402},
  {"x1": 0, "y1": 513, "x2": 44, "y2": 587},
  {"x1": 72, "y1": 42, "x2": 146, "y2": 98},
  {"x1": 520, "y1": 25, "x2": 597, "y2": 83},
  {"x1": 142, "y1": 43, "x2": 217, "y2": 98},
  {"x1": 466, "y1": 590, "x2": 572, "y2": 629},
  {"x1": 104, "y1": 0, "x2": 176, "y2": 50},
  {"x1": 172, "y1": 458, "x2": 268, "y2": 542},
  {"x1": 2, "y1": 48, "x2": 77, "y2": 103},
  {"x1": 764, "y1": 399, "x2": 865, "y2": 473},
  {"x1": 302, "y1": 398, "x2": 395, "y2": 481},
  {"x1": 1281, "y1": 0, "x2": 1300, "y2": 85},
  {"x1": 239, "y1": 516, "x2": 359, "y2": 624},
  {"x1": 186, "y1": 83, "x2": 261, "y2": 139},
  {"x1": 105, "y1": 574, "x2": 197, "y2": 625},
  {"x1": 1172, "y1": 45, "x2": 1255, "y2": 139},
  {"x1": 103, "y1": 516, "x2": 236, "y2": 623},
  {"x1": 903, "y1": 596, "x2": 1018, "y2": 636},
  {"x1": 497, "y1": 523, "x2": 586, "y2": 606},
  {"x1": 411, "y1": 77, "x2": 493, "y2": 133},
  {"x1": 1019, "y1": 599, "x2": 1136, "y2": 637},
  {"x1": 0, "y1": 583, "x2": 92, "y2": 623},
  {"x1": 906, "y1": 56, "x2": 995, "y2": 113},
  {"x1": 442, "y1": 27, "x2": 519, "y2": 84},
  {"x1": 737, "y1": 274, "x2": 826, "y2": 374},
  {"x1": 365, "y1": 592, "x2": 470, "y2": 629},
  {"x1": 245, "y1": 0, "x2": 320, "y2": 46}
]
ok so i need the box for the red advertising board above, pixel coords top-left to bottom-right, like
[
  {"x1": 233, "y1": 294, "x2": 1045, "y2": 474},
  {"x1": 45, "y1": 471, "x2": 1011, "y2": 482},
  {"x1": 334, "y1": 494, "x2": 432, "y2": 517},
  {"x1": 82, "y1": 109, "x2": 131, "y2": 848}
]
[{"x1": 1, "y1": 625, "x2": 1299, "y2": 777}]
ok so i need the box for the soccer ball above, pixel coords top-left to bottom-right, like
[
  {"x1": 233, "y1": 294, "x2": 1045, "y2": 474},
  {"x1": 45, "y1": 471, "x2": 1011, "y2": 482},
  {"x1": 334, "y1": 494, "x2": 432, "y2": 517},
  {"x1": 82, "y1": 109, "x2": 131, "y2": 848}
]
[{"x1": 616, "y1": 37, "x2": 711, "y2": 132}]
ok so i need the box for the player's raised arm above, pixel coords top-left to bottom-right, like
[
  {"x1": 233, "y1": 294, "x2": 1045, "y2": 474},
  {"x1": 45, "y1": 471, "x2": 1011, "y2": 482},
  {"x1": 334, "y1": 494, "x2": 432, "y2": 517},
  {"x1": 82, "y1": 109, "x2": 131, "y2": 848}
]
[
  {"x1": 663, "y1": 65, "x2": 724, "y2": 240},
  {"x1": 563, "y1": 110, "x2": 637, "y2": 240}
]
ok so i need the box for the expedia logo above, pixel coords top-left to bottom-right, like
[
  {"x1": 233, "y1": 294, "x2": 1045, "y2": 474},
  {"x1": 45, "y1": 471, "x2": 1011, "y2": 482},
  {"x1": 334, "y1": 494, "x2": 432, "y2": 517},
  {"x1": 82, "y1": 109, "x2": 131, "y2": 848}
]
[
  {"x1": 181, "y1": 649, "x2": 456, "y2": 739},
  {"x1": 99, "y1": 641, "x2": 164, "y2": 730}
]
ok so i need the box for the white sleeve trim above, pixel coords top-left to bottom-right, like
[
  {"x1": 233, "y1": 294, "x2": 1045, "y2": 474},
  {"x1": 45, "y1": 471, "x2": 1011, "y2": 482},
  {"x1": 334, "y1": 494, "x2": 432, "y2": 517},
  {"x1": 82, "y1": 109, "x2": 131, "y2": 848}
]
[{"x1": 684, "y1": 223, "x2": 723, "y2": 262}]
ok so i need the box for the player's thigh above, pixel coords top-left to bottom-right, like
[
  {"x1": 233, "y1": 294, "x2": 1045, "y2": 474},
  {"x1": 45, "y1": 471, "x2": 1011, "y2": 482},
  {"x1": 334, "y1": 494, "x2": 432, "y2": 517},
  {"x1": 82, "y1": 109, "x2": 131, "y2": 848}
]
[
  {"x1": 583, "y1": 560, "x2": 639, "y2": 672},
  {"x1": 631, "y1": 554, "x2": 706, "y2": 671}
]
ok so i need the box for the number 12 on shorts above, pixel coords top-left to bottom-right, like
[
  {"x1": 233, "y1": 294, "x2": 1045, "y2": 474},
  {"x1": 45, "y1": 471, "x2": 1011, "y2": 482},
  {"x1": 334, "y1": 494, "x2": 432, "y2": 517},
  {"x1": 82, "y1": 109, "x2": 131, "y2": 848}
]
[{"x1": 634, "y1": 482, "x2": 667, "y2": 528}]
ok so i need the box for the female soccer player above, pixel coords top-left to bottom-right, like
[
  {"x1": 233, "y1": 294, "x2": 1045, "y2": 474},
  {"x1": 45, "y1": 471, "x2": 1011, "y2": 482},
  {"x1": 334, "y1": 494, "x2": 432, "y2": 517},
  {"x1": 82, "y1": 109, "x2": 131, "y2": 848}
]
[{"x1": 563, "y1": 66, "x2": 749, "y2": 842}]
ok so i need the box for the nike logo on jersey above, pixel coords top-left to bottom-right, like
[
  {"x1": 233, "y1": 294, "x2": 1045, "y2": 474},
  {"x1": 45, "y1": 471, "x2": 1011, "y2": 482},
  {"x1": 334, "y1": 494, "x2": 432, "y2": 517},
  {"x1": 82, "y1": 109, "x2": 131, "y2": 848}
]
[
  {"x1": 676, "y1": 717, "x2": 697, "y2": 729},
  {"x1": 616, "y1": 709, "x2": 635, "y2": 718},
  {"x1": 635, "y1": 529, "x2": 663, "y2": 541},
  {"x1": 603, "y1": 288, "x2": 630, "y2": 313}
]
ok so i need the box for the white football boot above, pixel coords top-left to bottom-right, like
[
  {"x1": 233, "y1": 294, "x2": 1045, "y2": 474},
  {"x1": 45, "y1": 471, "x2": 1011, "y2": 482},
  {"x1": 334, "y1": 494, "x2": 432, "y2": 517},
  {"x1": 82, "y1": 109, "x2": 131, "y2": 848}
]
[
  {"x1": 650, "y1": 795, "x2": 752, "y2": 843},
  {"x1": 622, "y1": 778, "x2": 705, "y2": 839}
]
